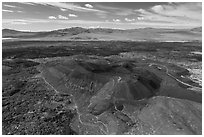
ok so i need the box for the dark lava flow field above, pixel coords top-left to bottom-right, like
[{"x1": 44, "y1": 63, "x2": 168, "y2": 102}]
[{"x1": 2, "y1": 41, "x2": 202, "y2": 135}]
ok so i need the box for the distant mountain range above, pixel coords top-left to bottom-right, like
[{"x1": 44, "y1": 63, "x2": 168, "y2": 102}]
[{"x1": 2, "y1": 27, "x2": 202, "y2": 41}]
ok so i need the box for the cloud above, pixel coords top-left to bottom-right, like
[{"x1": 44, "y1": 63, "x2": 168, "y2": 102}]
[
  {"x1": 60, "y1": 8, "x2": 67, "y2": 11},
  {"x1": 58, "y1": 15, "x2": 68, "y2": 20},
  {"x1": 2, "y1": 9, "x2": 13, "y2": 12},
  {"x1": 69, "y1": 14, "x2": 78, "y2": 17},
  {"x1": 135, "y1": 9, "x2": 149, "y2": 15},
  {"x1": 10, "y1": 22, "x2": 27, "y2": 25},
  {"x1": 3, "y1": 19, "x2": 28, "y2": 25},
  {"x1": 137, "y1": 17, "x2": 144, "y2": 20},
  {"x1": 48, "y1": 16, "x2": 57, "y2": 19},
  {"x1": 3, "y1": 4, "x2": 16, "y2": 8},
  {"x1": 113, "y1": 19, "x2": 120, "y2": 22},
  {"x1": 85, "y1": 4, "x2": 93, "y2": 8},
  {"x1": 3, "y1": 2, "x2": 201, "y2": 30},
  {"x1": 18, "y1": 2, "x2": 36, "y2": 6},
  {"x1": 115, "y1": 9, "x2": 136, "y2": 16},
  {"x1": 4, "y1": 19, "x2": 108, "y2": 25},
  {"x1": 17, "y1": 10, "x2": 23, "y2": 13},
  {"x1": 96, "y1": 4, "x2": 135, "y2": 16},
  {"x1": 150, "y1": 3, "x2": 201, "y2": 21},
  {"x1": 36, "y1": 2, "x2": 106, "y2": 13},
  {"x1": 135, "y1": 3, "x2": 201, "y2": 27},
  {"x1": 3, "y1": 19, "x2": 50, "y2": 24},
  {"x1": 125, "y1": 18, "x2": 135, "y2": 22}
]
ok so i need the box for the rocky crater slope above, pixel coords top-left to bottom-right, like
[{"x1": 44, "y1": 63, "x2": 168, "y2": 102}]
[
  {"x1": 2, "y1": 41, "x2": 202, "y2": 135},
  {"x1": 36, "y1": 55, "x2": 202, "y2": 135}
]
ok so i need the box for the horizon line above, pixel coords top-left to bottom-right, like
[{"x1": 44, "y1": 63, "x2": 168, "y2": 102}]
[{"x1": 2, "y1": 26, "x2": 202, "y2": 32}]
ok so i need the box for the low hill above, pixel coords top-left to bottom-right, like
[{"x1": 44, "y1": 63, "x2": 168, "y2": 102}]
[
  {"x1": 2, "y1": 27, "x2": 202, "y2": 41},
  {"x1": 190, "y1": 27, "x2": 202, "y2": 32},
  {"x1": 2, "y1": 29, "x2": 38, "y2": 38}
]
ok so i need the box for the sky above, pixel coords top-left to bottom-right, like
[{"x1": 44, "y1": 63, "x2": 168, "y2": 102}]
[{"x1": 2, "y1": 2, "x2": 202, "y2": 31}]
